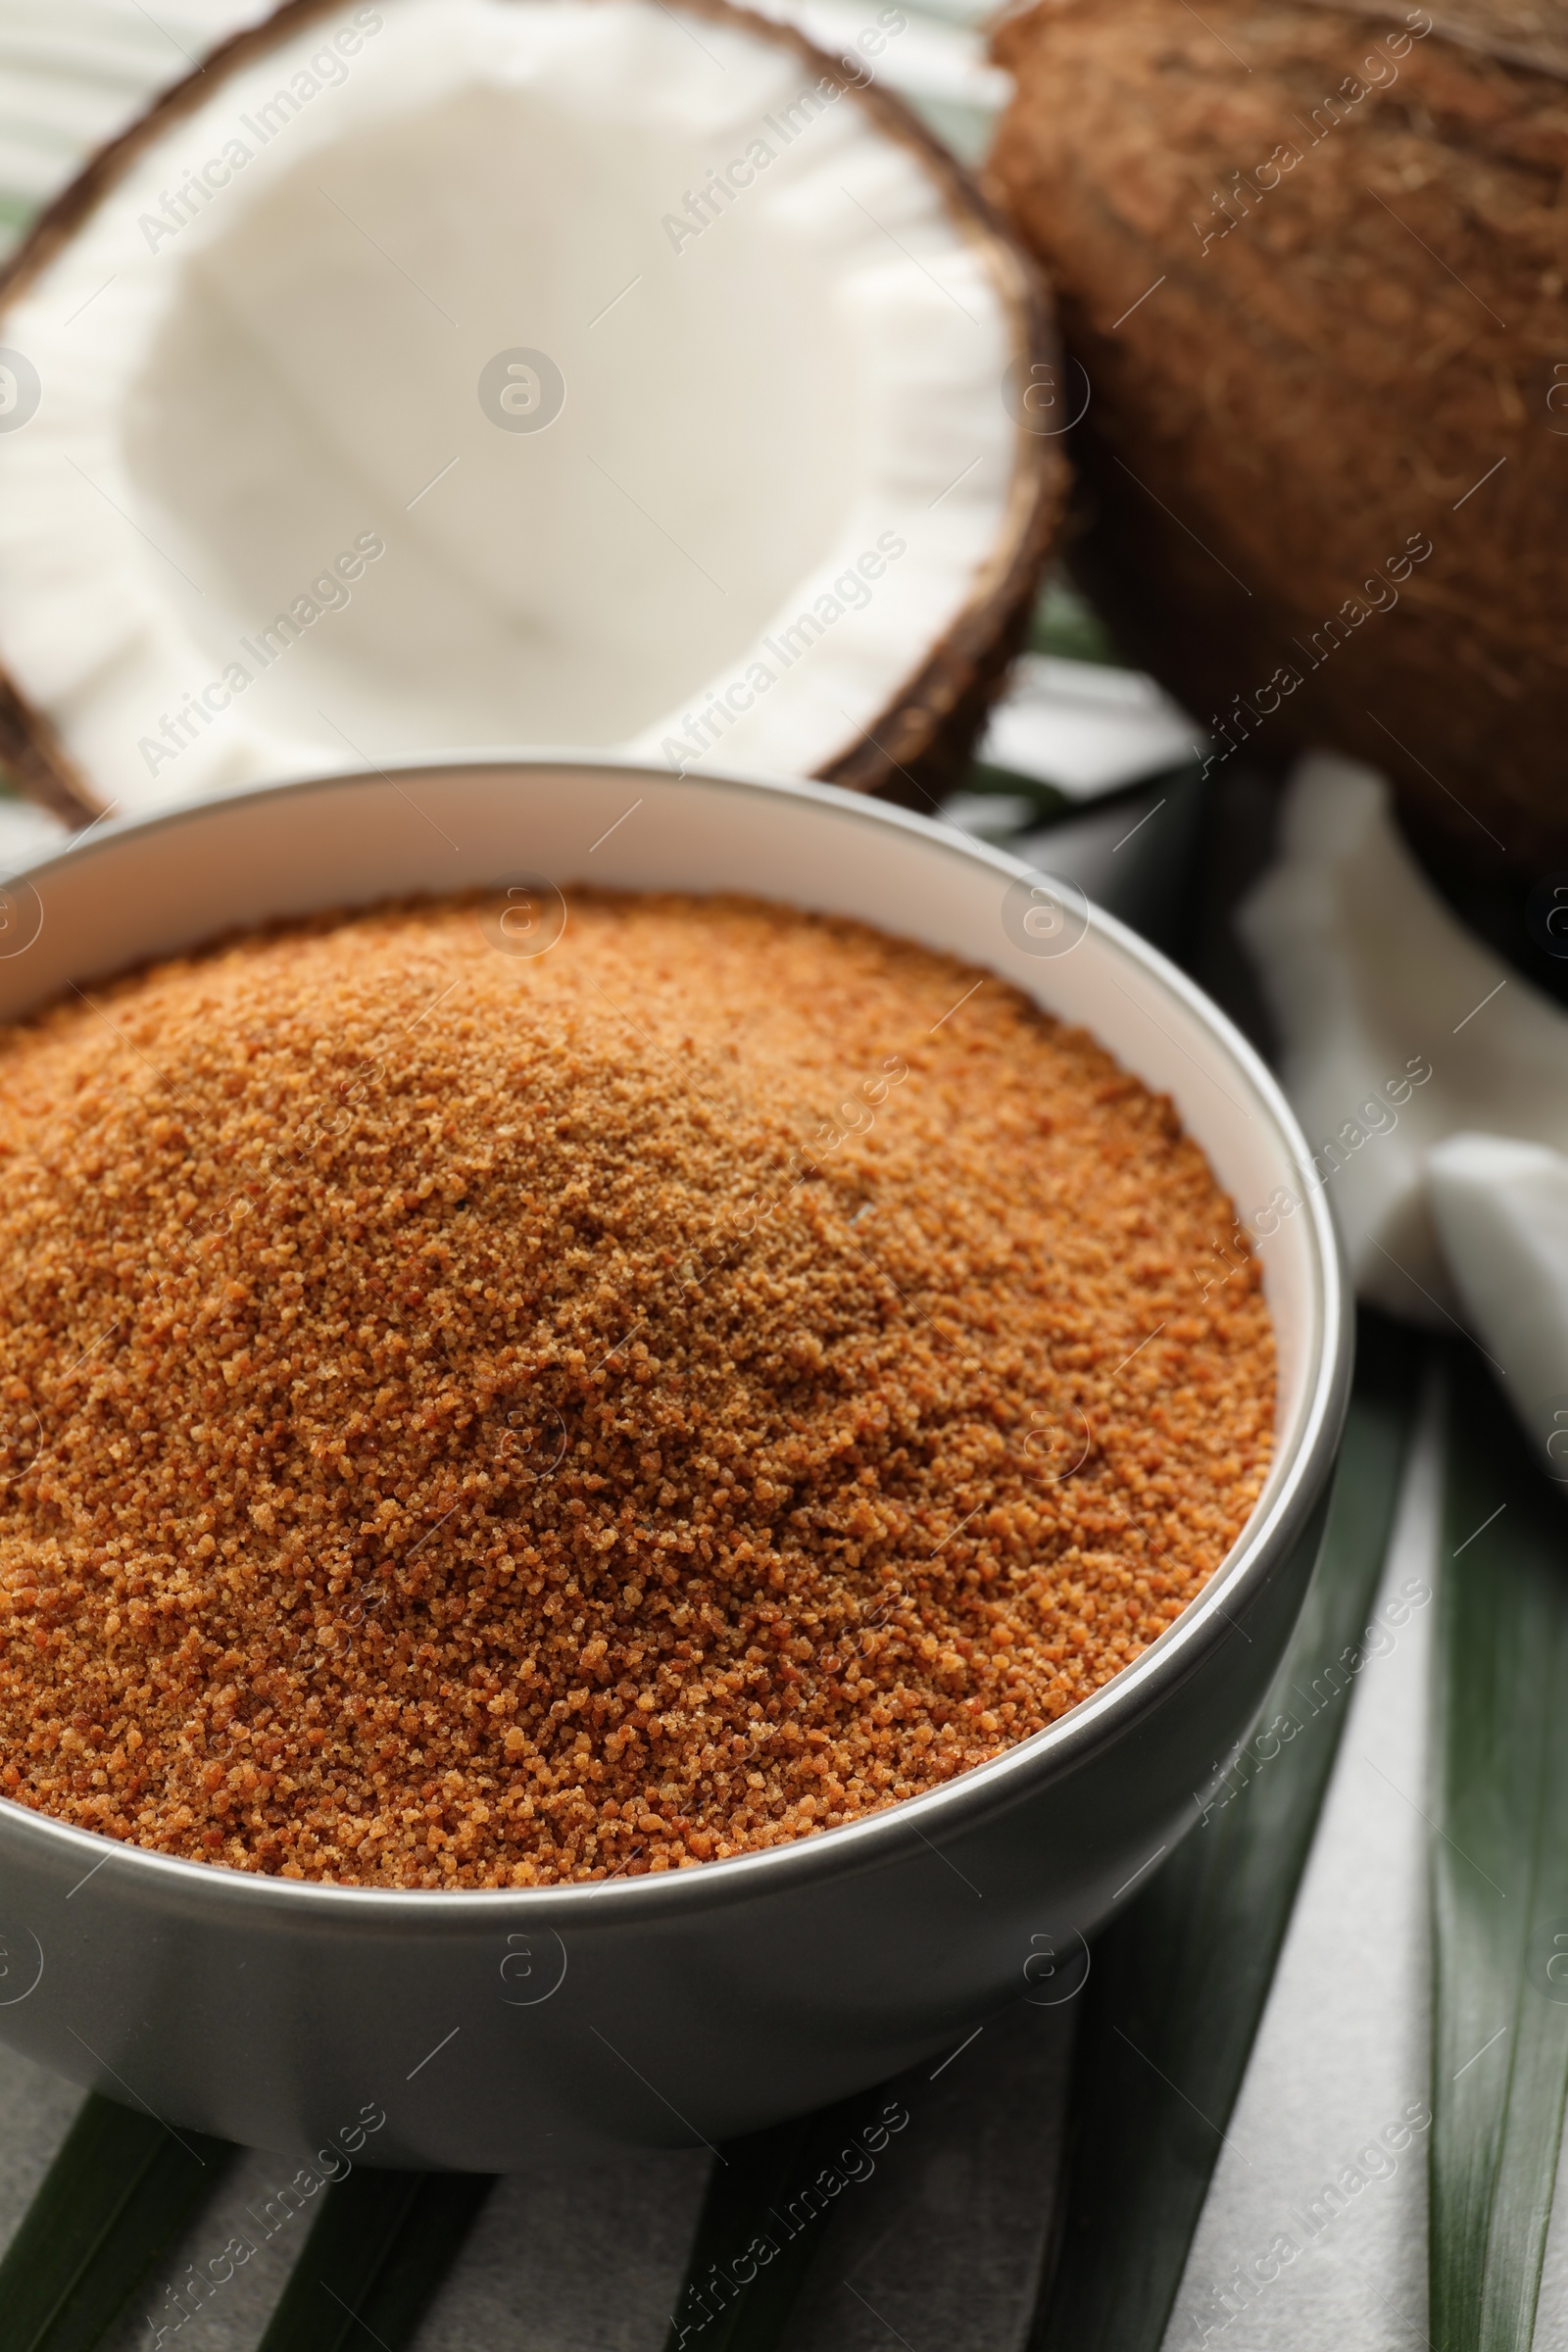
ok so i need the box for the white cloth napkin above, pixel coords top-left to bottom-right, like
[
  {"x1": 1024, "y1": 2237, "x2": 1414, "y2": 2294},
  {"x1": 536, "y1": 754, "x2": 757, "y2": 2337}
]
[
  {"x1": 1428, "y1": 1133, "x2": 1568, "y2": 1481},
  {"x1": 1239, "y1": 754, "x2": 1568, "y2": 1477},
  {"x1": 1236, "y1": 756, "x2": 1568, "y2": 1327}
]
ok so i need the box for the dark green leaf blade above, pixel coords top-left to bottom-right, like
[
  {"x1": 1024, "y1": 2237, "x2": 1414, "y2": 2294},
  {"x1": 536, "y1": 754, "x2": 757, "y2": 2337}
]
[
  {"x1": 351, "y1": 2175, "x2": 495, "y2": 2349},
  {"x1": 1432, "y1": 1347, "x2": 1568, "y2": 2352},
  {"x1": 1028, "y1": 574, "x2": 1123, "y2": 667},
  {"x1": 662, "y1": 2085, "x2": 912, "y2": 2352},
  {"x1": 1030, "y1": 1307, "x2": 1425, "y2": 2351},
  {"x1": 662, "y1": 2111, "x2": 832, "y2": 2352},
  {"x1": 256, "y1": 2170, "x2": 494, "y2": 2352},
  {"x1": 0, "y1": 2091, "x2": 234, "y2": 2352}
]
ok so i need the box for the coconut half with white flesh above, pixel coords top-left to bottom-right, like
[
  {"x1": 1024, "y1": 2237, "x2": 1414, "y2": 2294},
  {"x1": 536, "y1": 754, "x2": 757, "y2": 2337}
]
[{"x1": 0, "y1": 0, "x2": 1063, "y2": 826}]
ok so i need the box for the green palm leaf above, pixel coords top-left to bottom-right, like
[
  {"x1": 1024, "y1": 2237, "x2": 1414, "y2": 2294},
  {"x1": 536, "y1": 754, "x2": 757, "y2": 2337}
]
[
  {"x1": 661, "y1": 2086, "x2": 913, "y2": 2352},
  {"x1": 1029, "y1": 1308, "x2": 1424, "y2": 2349},
  {"x1": 255, "y1": 2169, "x2": 494, "y2": 2352},
  {"x1": 0, "y1": 2092, "x2": 234, "y2": 2352},
  {"x1": 1432, "y1": 1345, "x2": 1568, "y2": 2351}
]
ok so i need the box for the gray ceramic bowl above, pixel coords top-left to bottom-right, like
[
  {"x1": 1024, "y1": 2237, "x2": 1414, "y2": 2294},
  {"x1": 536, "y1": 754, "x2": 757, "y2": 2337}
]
[{"x1": 0, "y1": 758, "x2": 1348, "y2": 2167}]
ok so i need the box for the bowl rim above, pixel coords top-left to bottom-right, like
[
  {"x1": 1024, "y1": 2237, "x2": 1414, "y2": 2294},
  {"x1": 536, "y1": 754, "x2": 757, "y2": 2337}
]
[{"x1": 0, "y1": 752, "x2": 1351, "y2": 1924}]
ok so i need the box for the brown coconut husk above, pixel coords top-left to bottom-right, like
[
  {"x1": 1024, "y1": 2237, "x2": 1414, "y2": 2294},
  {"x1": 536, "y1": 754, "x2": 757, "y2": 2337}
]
[
  {"x1": 0, "y1": 0, "x2": 1064, "y2": 828},
  {"x1": 1301, "y1": 0, "x2": 1568, "y2": 77},
  {"x1": 989, "y1": 0, "x2": 1568, "y2": 875}
]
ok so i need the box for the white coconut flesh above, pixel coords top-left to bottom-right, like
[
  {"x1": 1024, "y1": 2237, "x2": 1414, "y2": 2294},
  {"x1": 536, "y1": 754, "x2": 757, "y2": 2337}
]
[{"x1": 0, "y1": 0, "x2": 1027, "y2": 813}]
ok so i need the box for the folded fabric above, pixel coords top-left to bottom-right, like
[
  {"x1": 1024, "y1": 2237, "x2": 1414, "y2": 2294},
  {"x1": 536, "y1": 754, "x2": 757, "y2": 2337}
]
[
  {"x1": 1238, "y1": 754, "x2": 1568, "y2": 1328},
  {"x1": 1428, "y1": 1131, "x2": 1568, "y2": 1483}
]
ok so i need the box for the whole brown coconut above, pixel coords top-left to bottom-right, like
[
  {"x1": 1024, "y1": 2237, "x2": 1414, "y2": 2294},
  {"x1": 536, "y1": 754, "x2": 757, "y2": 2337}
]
[{"x1": 989, "y1": 0, "x2": 1568, "y2": 875}]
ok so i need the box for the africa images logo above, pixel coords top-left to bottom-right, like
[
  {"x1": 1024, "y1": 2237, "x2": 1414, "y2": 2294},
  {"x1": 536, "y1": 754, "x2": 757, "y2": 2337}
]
[
  {"x1": 135, "y1": 531, "x2": 385, "y2": 777},
  {"x1": 134, "y1": 10, "x2": 384, "y2": 254}
]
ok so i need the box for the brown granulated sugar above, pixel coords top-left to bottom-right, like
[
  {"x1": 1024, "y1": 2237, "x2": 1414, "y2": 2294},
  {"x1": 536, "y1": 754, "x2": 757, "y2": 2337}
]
[{"x1": 0, "y1": 892, "x2": 1274, "y2": 1886}]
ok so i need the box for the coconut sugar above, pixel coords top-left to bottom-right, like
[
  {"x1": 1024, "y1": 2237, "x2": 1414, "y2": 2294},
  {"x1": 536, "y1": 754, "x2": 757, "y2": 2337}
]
[{"x1": 0, "y1": 893, "x2": 1274, "y2": 1886}]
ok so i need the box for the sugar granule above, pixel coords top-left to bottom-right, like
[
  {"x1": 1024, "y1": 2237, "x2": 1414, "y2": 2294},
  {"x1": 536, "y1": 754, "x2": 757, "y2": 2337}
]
[{"x1": 0, "y1": 892, "x2": 1274, "y2": 1885}]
